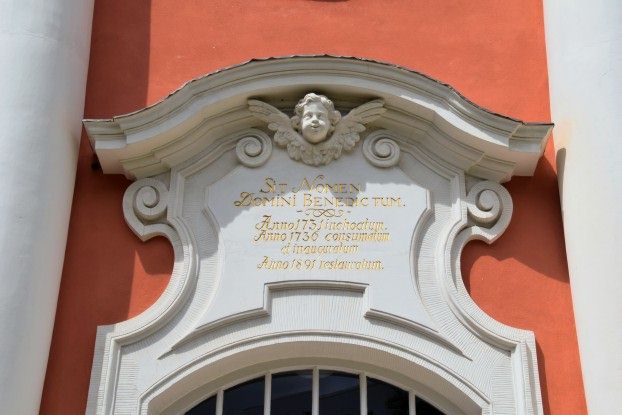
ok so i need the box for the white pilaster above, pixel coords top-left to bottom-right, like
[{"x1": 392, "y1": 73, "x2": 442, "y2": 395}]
[
  {"x1": 0, "y1": 1, "x2": 94, "y2": 413},
  {"x1": 544, "y1": 1, "x2": 622, "y2": 413}
]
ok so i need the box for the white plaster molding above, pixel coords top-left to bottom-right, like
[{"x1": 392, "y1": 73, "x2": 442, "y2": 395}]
[
  {"x1": 234, "y1": 129, "x2": 272, "y2": 167},
  {"x1": 363, "y1": 130, "x2": 401, "y2": 167},
  {"x1": 84, "y1": 57, "x2": 550, "y2": 415},
  {"x1": 84, "y1": 56, "x2": 551, "y2": 182}
]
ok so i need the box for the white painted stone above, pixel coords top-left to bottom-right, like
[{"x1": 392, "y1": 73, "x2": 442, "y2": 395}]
[
  {"x1": 197, "y1": 151, "x2": 433, "y2": 339},
  {"x1": 84, "y1": 57, "x2": 552, "y2": 182},
  {"x1": 248, "y1": 94, "x2": 385, "y2": 165},
  {"x1": 84, "y1": 58, "x2": 551, "y2": 415},
  {"x1": 544, "y1": 1, "x2": 622, "y2": 413},
  {"x1": 0, "y1": 1, "x2": 94, "y2": 413}
]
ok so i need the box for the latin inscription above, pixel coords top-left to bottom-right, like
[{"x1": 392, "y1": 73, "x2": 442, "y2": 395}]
[{"x1": 232, "y1": 175, "x2": 406, "y2": 271}]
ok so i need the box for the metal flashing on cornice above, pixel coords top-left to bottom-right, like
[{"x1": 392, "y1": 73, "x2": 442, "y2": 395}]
[{"x1": 84, "y1": 55, "x2": 552, "y2": 181}]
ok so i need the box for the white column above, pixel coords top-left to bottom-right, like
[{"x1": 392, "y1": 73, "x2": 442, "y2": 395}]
[
  {"x1": 543, "y1": 1, "x2": 622, "y2": 413},
  {"x1": 0, "y1": 1, "x2": 94, "y2": 413}
]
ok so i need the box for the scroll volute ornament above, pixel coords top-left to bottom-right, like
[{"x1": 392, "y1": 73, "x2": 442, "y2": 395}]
[{"x1": 248, "y1": 93, "x2": 386, "y2": 166}]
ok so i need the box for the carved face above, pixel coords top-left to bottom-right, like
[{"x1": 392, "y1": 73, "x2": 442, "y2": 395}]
[{"x1": 300, "y1": 102, "x2": 331, "y2": 144}]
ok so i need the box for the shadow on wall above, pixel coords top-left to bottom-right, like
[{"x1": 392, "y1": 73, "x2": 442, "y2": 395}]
[
  {"x1": 461, "y1": 145, "x2": 587, "y2": 414},
  {"x1": 462, "y1": 152, "x2": 569, "y2": 284},
  {"x1": 39, "y1": 2, "x2": 167, "y2": 415},
  {"x1": 555, "y1": 147, "x2": 566, "y2": 206}
]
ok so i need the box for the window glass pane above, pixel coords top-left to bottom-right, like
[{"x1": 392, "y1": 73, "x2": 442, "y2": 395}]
[
  {"x1": 223, "y1": 377, "x2": 265, "y2": 415},
  {"x1": 319, "y1": 371, "x2": 360, "y2": 415},
  {"x1": 415, "y1": 396, "x2": 445, "y2": 415},
  {"x1": 366, "y1": 377, "x2": 408, "y2": 415},
  {"x1": 271, "y1": 370, "x2": 313, "y2": 415},
  {"x1": 186, "y1": 395, "x2": 216, "y2": 415}
]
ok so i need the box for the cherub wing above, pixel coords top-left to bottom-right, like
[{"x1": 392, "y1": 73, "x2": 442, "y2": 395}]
[
  {"x1": 331, "y1": 100, "x2": 386, "y2": 150},
  {"x1": 248, "y1": 99, "x2": 300, "y2": 146}
]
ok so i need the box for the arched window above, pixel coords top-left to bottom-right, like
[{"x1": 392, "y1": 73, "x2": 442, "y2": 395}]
[{"x1": 186, "y1": 369, "x2": 446, "y2": 415}]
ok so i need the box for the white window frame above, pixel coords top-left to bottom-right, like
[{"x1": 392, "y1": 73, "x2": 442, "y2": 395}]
[{"x1": 181, "y1": 365, "x2": 452, "y2": 415}]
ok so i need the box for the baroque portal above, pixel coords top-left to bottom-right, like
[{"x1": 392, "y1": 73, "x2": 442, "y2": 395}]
[{"x1": 83, "y1": 57, "x2": 552, "y2": 415}]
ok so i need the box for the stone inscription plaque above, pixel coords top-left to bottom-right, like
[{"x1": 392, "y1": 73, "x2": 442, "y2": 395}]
[{"x1": 200, "y1": 151, "x2": 436, "y2": 331}]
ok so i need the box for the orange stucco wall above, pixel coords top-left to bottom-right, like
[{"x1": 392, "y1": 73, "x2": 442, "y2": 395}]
[{"x1": 40, "y1": 1, "x2": 586, "y2": 414}]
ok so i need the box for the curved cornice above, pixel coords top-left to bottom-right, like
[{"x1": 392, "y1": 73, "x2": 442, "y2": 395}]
[{"x1": 84, "y1": 56, "x2": 552, "y2": 181}]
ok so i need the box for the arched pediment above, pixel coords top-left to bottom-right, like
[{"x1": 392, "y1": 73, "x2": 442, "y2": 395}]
[
  {"x1": 84, "y1": 56, "x2": 549, "y2": 415},
  {"x1": 84, "y1": 56, "x2": 551, "y2": 182}
]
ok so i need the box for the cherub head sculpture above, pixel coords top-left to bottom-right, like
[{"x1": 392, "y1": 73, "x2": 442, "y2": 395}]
[
  {"x1": 248, "y1": 93, "x2": 385, "y2": 166},
  {"x1": 291, "y1": 93, "x2": 342, "y2": 144}
]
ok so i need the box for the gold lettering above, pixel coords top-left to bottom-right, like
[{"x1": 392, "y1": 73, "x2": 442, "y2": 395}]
[
  {"x1": 257, "y1": 256, "x2": 289, "y2": 270},
  {"x1": 233, "y1": 192, "x2": 252, "y2": 207},
  {"x1": 259, "y1": 177, "x2": 276, "y2": 193},
  {"x1": 303, "y1": 194, "x2": 313, "y2": 207}
]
